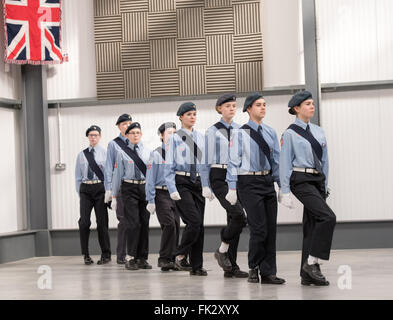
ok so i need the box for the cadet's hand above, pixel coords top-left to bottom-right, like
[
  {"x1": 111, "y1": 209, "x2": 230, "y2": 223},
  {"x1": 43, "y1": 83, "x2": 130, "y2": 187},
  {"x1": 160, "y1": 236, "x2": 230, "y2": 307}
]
[
  {"x1": 225, "y1": 189, "x2": 237, "y2": 205},
  {"x1": 111, "y1": 197, "x2": 117, "y2": 211},
  {"x1": 278, "y1": 192, "x2": 295, "y2": 209},
  {"x1": 170, "y1": 192, "x2": 181, "y2": 201},
  {"x1": 104, "y1": 190, "x2": 112, "y2": 203},
  {"x1": 202, "y1": 187, "x2": 215, "y2": 201},
  {"x1": 146, "y1": 203, "x2": 156, "y2": 215}
]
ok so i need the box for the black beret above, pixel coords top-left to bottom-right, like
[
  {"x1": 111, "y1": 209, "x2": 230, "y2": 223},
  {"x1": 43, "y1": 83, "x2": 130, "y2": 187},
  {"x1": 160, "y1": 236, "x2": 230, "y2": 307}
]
[
  {"x1": 216, "y1": 93, "x2": 236, "y2": 107},
  {"x1": 116, "y1": 113, "x2": 132, "y2": 125},
  {"x1": 177, "y1": 102, "x2": 196, "y2": 116},
  {"x1": 157, "y1": 122, "x2": 176, "y2": 135},
  {"x1": 86, "y1": 125, "x2": 101, "y2": 137},
  {"x1": 125, "y1": 122, "x2": 141, "y2": 135},
  {"x1": 288, "y1": 91, "x2": 313, "y2": 114},
  {"x1": 243, "y1": 92, "x2": 264, "y2": 112}
]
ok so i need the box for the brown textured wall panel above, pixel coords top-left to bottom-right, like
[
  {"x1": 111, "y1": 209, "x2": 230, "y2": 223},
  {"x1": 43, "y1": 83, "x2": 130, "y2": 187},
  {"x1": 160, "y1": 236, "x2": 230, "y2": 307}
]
[
  {"x1": 148, "y1": 12, "x2": 177, "y2": 39},
  {"x1": 180, "y1": 65, "x2": 206, "y2": 95},
  {"x1": 95, "y1": 0, "x2": 263, "y2": 100},
  {"x1": 204, "y1": 7, "x2": 234, "y2": 35},
  {"x1": 120, "y1": 0, "x2": 148, "y2": 12},
  {"x1": 94, "y1": 16, "x2": 122, "y2": 43},
  {"x1": 234, "y1": 34, "x2": 263, "y2": 62},
  {"x1": 176, "y1": 0, "x2": 204, "y2": 8},
  {"x1": 204, "y1": 0, "x2": 232, "y2": 8},
  {"x1": 236, "y1": 61, "x2": 263, "y2": 92},
  {"x1": 96, "y1": 72, "x2": 125, "y2": 100},
  {"x1": 150, "y1": 39, "x2": 177, "y2": 70},
  {"x1": 125, "y1": 69, "x2": 150, "y2": 99},
  {"x1": 95, "y1": 42, "x2": 122, "y2": 72},
  {"x1": 206, "y1": 34, "x2": 233, "y2": 65},
  {"x1": 94, "y1": 0, "x2": 120, "y2": 17},
  {"x1": 121, "y1": 42, "x2": 150, "y2": 69},
  {"x1": 206, "y1": 65, "x2": 236, "y2": 93},
  {"x1": 122, "y1": 12, "x2": 148, "y2": 42},
  {"x1": 178, "y1": 39, "x2": 206, "y2": 65},
  {"x1": 234, "y1": 2, "x2": 261, "y2": 35},
  {"x1": 150, "y1": 69, "x2": 179, "y2": 96},
  {"x1": 177, "y1": 7, "x2": 204, "y2": 39},
  {"x1": 149, "y1": 0, "x2": 176, "y2": 12}
]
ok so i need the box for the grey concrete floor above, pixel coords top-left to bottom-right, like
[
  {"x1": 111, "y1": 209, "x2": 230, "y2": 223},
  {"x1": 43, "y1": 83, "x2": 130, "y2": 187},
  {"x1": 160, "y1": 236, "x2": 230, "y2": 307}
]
[{"x1": 0, "y1": 249, "x2": 392, "y2": 300}]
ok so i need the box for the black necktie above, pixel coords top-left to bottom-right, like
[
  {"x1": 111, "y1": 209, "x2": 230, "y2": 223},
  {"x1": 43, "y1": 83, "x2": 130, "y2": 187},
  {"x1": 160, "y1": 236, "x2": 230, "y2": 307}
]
[
  {"x1": 87, "y1": 148, "x2": 95, "y2": 180},
  {"x1": 226, "y1": 126, "x2": 232, "y2": 142},
  {"x1": 257, "y1": 126, "x2": 266, "y2": 169},
  {"x1": 134, "y1": 145, "x2": 142, "y2": 180},
  {"x1": 190, "y1": 141, "x2": 197, "y2": 183},
  {"x1": 306, "y1": 125, "x2": 322, "y2": 172}
]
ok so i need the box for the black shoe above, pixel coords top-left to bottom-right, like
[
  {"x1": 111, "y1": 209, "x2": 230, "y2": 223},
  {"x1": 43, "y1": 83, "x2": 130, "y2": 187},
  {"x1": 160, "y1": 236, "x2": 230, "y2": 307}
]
[
  {"x1": 224, "y1": 267, "x2": 249, "y2": 278},
  {"x1": 301, "y1": 276, "x2": 330, "y2": 286},
  {"x1": 214, "y1": 249, "x2": 232, "y2": 272},
  {"x1": 301, "y1": 272, "x2": 330, "y2": 286},
  {"x1": 125, "y1": 259, "x2": 139, "y2": 270},
  {"x1": 190, "y1": 268, "x2": 208, "y2": 276},
  {"x1": 175, "y1": 257, "x2": 193, "y2": 271},
  {"x1": 137, "y1": 258, "x2": 152, "y2": 269},
  {"x1": 302, "y1": 262, "x2": 329, "y2": 285},
  {"x1": 248, "y1": 268, "x2": 259, "y2": 283},
  {"x1": 159, "y1": 261, "x2": 175, "y2": 271},
  {"x1": 84, "y1": 255, "x2": 94, "y2": 265},
  {"x1": 261, "y1": 275, "x2": 286, "y2": 285},
  {"x1": 117, "y1": 257, "x2": 127, "y2": 265},
  {"x1": 97, "y1": 256, "x2": 111, "y2": 265}
]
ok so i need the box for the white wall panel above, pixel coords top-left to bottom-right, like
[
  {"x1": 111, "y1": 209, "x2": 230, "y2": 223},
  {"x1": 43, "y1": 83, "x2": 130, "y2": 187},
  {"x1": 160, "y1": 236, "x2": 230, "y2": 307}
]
[
  {"x1": 0, "y1": 109, "x2": 25, "y2": 233},
  {"x1": 48, "y1": 95, "x2": 302, "y2": 230},
  {"x1": 262, "y1": 0, "x2": 305, "y2": 87},
  {"x1": 317, "y1": 0, "x2": 393, "y2": 83},
  {"x1": 320, "y1": 89, "x2": 393, "y2": 221},
  {"x1": 46, "y1": 0, "x2": 97, "y2": 100},
  {"x1": 0, "y1": 7, "x2": 21, "y2": 100}
]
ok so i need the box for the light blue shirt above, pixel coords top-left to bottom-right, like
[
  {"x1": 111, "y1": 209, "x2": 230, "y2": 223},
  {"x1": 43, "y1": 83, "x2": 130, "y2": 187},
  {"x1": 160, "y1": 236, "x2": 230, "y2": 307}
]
[
  {"x1": 279, "y1": 118, "x2": 329, "y2": 194},
  {"x1": 226, "y1": 119, "x2": 281, "y2": 190},
  {"x1": 112, "y1": 141, "x2": 151, "y2": 197},
  {"x1": 105, "y1": 133, "x2": 128, "y2": 191},
  {"x1": 205, "y1": 118, "x2": 241, "y2": 166},
  {"x1": 164, "y1": 127, "x2": 210, "y2": 195},
  {"x1": 145, "y1": 143, "x2": 167, "y2": 204},
  {"x1": 75, "y1": 145, "x2": 107, "y2": 194}
]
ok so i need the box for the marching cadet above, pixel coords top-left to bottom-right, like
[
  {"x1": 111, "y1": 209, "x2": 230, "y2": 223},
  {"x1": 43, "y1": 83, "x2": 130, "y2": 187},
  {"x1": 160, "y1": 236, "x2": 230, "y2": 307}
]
[
  {"x1": 111, "y1": 122, "x2": 152, "y2": 271},
  {"x1": 226, "y1": 93, "x2": 286, "y2": 285},
  {"x1": 104, "y1": 114, "x2": 132, "y2": 265},
  {"x1": 279, "y1": 91, "x2": 336, "y2": 286},
  {"x1": 145, "y1": 122, "x2": 181, "y2": 271},
  {"x1": 75, "y1": 125, "x2": 111, "y2": 265},
  {"x1": 164, "y1": 102, "x2": 214, "y2": 276},
  {"x1": 205, "y1": 94, "x2": 248, "y2": 278}
]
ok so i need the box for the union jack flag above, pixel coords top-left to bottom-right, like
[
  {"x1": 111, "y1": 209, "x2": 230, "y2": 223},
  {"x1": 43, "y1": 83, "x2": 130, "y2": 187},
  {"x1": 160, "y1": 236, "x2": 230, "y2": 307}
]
[{"x1": 3, "y1": 0, "x2": 64, "y2": 64}]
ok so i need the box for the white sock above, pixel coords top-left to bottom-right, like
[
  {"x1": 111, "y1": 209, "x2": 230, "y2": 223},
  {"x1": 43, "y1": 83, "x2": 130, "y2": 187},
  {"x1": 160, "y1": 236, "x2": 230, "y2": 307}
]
[
  {"x1": 126, "y1": 255, "x2": 134, "y2": 262},
  {"x1": 219, "y1": 242, "x2": 229, "y2": 253},
  {"x1": 308, "y1": 255, "x2": 319, "y2": 265},
  {"x1": 176, "y1": 255, "x2": 185, "y2": 261}
]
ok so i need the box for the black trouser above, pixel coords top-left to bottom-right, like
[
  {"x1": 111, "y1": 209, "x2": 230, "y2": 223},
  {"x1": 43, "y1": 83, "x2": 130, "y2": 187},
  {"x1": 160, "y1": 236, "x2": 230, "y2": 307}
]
[
  {"x1": 155, "y1": 189, "x2": 181, "y2": 263},
  {"x1": 209, "y1": 168, "x2": 247, "y2": 269},
  {"x1": 78, "y1": 183, "x2": 111, "y2": 257},
  {"x1": 174, "y1": 175, "x2": 206, "y2": 271},
  {"x1": 121, "y1": 181, "x2": 150, "y2": 259},
  {"x1": 290, "y1": 172, "x2": 336, "y2": 277},
  {"x1": 115, "y1": 195, "x2": 133, "y2": 260},
  {"x1": 237, "y1": 174, "x2": 277, "y2": 276}
]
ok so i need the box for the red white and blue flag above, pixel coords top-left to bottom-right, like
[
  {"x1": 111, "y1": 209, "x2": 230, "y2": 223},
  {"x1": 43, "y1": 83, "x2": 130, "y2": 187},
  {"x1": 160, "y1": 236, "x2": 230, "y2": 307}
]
[{"x1": 3, "y1": 0, "x2": 64, "y2": 64}]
